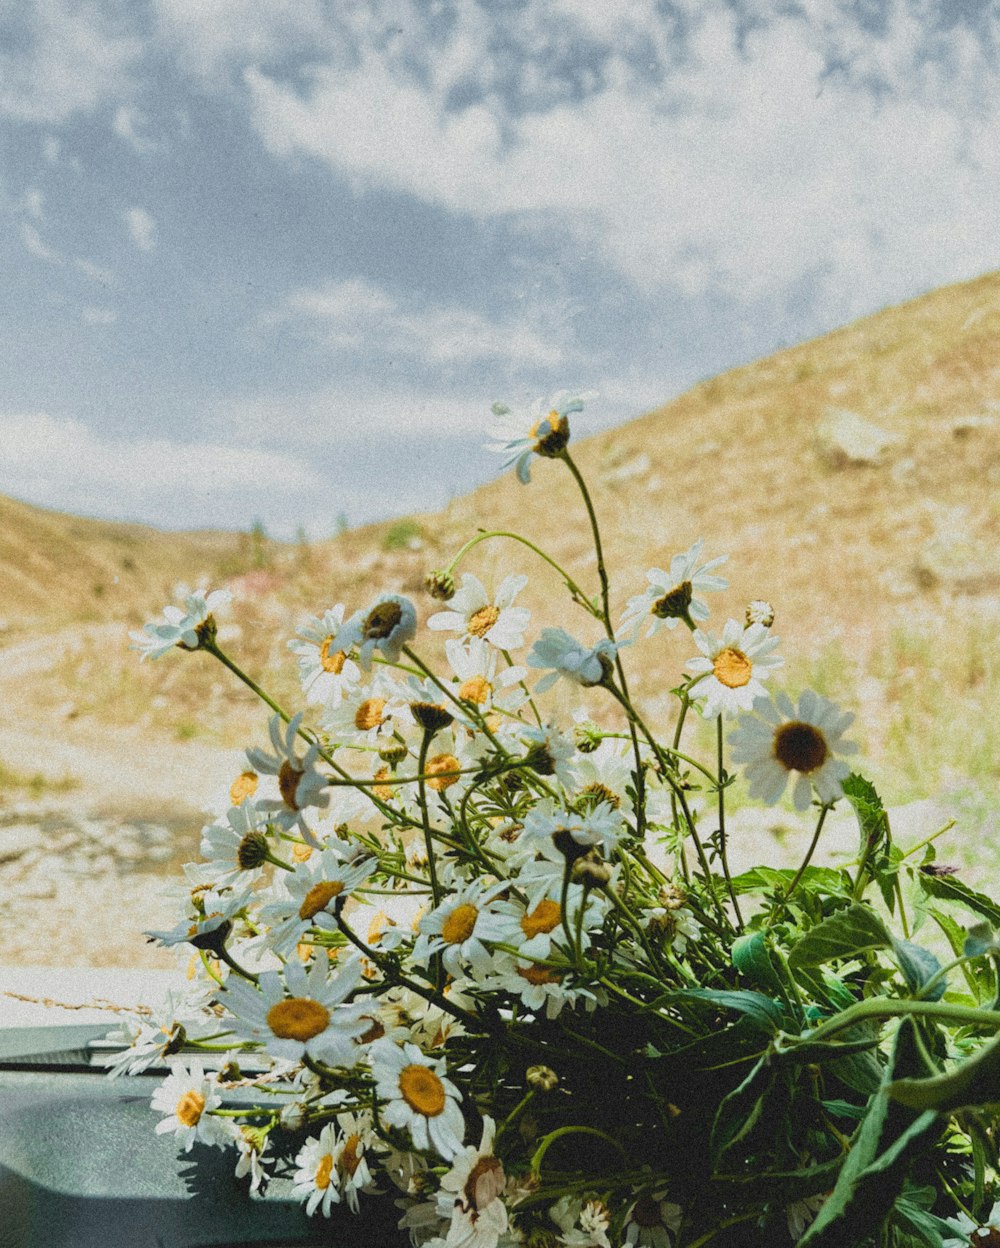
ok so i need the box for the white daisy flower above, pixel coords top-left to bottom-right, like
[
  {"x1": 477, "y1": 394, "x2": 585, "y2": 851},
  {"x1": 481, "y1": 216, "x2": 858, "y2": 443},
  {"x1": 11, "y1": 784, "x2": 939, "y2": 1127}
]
[
  {"x1": 334, "y1": 594, "x2": 418, "y2": 670},
  {"x1": 623, "y1": 1191, "x2": 683, "y2": 1247},
  {"x1": 104, "y1": 985, "x2": 219, "y2": 1078},
  {"x1": 569, "y1": 738, "x2": 641, "y2": 816},
  {"x1": 428, "y1": 573, "x2": 531, "y2": 651},
  {"x1": 521, "y1": 799, "x2": 626, "y2": 858},
  {"x1": 440, "y1": 1116, "x2": 508, "y2": 1248},
  {"x1": 620, "y1": 541, "x2": 729, "y2": 637},
  {"x1": 483, "y1": 945, "x2": 597, "y2": 1020},
  {"x1": 370, "y1": 1039, "x2": 466, "y2": 1160},
  {"x1": 258, "y1": 847, "x2": 377, "y2": 956},
  {"x1": 445, "y1": 637, "x2": 528, "y2": 715},
  {"x1": 489, "y1": 390, "x2": 592, "y2": 484},
  {"x1": 329, "y1": 1111, "x2": 376, "y2": 1213},
  {"x1": 231, "y1": 1124, "x2": 272, "y2": 1193},
  {"x1": 497, "y1": 889, "x2": 605, "y2": 961},
  {"x1": 321, "y1": 677, "x2": 414, "y2": 749},
  {"x1": 685, "y1": 620, "x2": 783, "y2": 718},
  {"x1": 728, "y1": 690, "x2": 859, "y2": 811},
  {"x1": 198, "y1": 801, "x2": 273, "y2": 887},
  {"x1": 145, "y1": 885, "x2": 250, "y2": 952},
  {"x1": 550, "y1": 1195, "x2": 613, "y2": 1248},
  {"x1": 150, "y1": 1060, "x2": 229, "y2": 1152},
  {"x1": 288, "y1": 605, "x2": 362, "y2": 705},
  {"x1": 131, "y1": 588, "x2": 231, "y2": 660},
  {"x1": 527, "y1": 629, "x2": 619, "y2": 693},
  {"x1": 516, "y1": 723, "x2": 577, "y2": 785},
  {"x1": 223, "y1": 955, "x2": 369, "y2": 1066},
  {"x1": 246, "y1": 713, "x2": 330, "y2": 838},
  {"x1": 412, "y1": 878, "x2": 512, "y2": 979},
  {"x1": 292, "y1": 1122, "x2": 342, "y2": 1217}
]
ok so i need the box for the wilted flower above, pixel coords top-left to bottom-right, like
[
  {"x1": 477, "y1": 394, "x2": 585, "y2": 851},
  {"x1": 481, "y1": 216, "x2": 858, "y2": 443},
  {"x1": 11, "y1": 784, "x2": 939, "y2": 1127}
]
[{"x1": 489, "y1": 390, "x2": 593, "y2": 484}]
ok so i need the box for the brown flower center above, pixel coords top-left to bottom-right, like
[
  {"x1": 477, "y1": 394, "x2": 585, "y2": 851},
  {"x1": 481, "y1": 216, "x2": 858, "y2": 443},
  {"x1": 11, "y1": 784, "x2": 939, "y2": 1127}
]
[
  {"x1": 299, "y1": 880, "x2": 345, "y2": 919},
  {"x1": 398, "y1": 1063, "x2": 446, "y2": 1116},
  {"x1": 774, "y1": 722, "x2": 829, "y2": 774},
  {"x1": 520, "y1": 899, "x2": 562, "y2": 939},
  {"x1": 468, "y1": 605, "x2": 500, "y2": 638},
  {"x1": 278, "y1": 759, "x2": 303, "y2": 809},
  {"x1": 463, "y1": 1155, "x2": 505, "y2": 1212},
  {"x1": 315, "y1": 1152, "x2": 334, "y2": 1190},
  {"x1": 427, "y1": 753, "x2": 461, "y2": 791},
  {"x1": 971, "y1": 1230, "x2": 1000, "y2": 1247},
  {"x1": 340, "y1": 1133, "x2": 362, "y2": 1177},
  {"x1": 358, "y1": 1015, "x2": 385, "y2": 1045},
  {"x1": 651, "y1": 580, "x2": 693, "y2": 619},
  {"x1": 355, "y1": 698, "x2": 386, "y2": 731},
  {"x1": 517, "y1": 964, "x2": 563, "y2": 986},
  {"x1": 364, "y1": 601, "x2": 402, "y2": 640},
  {"x1": 459, "y1": 675, "x2": 492, "y2": 704},
  {"x1": 713, "y1": 647, "x2": 752, "y2": 689},
  {"x1": 632, "y1": 1195, "x2": 664, "y2": 1229},
  {"x1": 529, "y1": 411, "x2": 571, "y2": 456},
  {"x1": 229, "y1": 770, "x2": 259, "y2": 806},
  {"x1": 175, "y1": 1090, "x2": 205, "y2": 1128},
  {"x1": 319, "y1": 637, "x2": 347, "y2": 674},
  {"x1": 266, "y1": 997, "x2": 330, "y2": 1041},
  {"x1": 442, "y1": 903, "x2": 478, "y2": 945}
]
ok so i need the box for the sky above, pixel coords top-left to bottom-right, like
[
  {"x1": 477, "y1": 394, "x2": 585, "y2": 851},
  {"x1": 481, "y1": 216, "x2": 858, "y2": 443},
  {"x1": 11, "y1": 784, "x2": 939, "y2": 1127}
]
[{"x1": 1, "y1": 0, "x2": 999, "y2": 539}]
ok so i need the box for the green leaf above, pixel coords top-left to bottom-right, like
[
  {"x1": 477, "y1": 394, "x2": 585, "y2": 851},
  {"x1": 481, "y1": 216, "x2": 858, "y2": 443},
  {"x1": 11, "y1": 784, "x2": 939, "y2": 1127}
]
[
  {"x1": 964, "y1": 922, "x2": 995, "y2": 958},
  {"x1": 659, "y1": 987, "x2": 786, "y2": 1036},
  {"x1": 709, "y1": 1055, "x2": 776, "y2": 1165},
  {"x1": 788, "y1": 903, "x2": 892, "y2": 970},
  {"x1": 891, "y1": 1196, "x2": 954, "y2": 1247},
  {"x1": 730, "y1": 865, "x2": 850, "y2": 898},
  {"x1": 890, "y1": 1027, "x2": 1000, "y2": 1113},
  {"x1": 891, "y1": 937, "x2": 947, "y2": 1001},
  {"x1": 918, "y1": 873, "x2": 1000, "y2": 926},
  {"x1": 842, "y1": 773, "x2": 890, "y2": 856},
  {"x1": 711, "y1": 1155, "x2": 844, "y2": 1206}
]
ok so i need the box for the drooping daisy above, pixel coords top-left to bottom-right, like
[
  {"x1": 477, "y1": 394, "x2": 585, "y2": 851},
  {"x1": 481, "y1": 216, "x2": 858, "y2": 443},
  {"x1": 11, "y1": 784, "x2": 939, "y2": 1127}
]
[
  {"x1": 412, "y1": 878, "x2": 512, "y2": 979},
  {"x1": 528, "y1": 629, "x2": 620, "y2": 693},
  {"x1": 150, "y1": 1060, "x2": 229, "y2": 1152},
  {"x1": 145, "y1": 884, "x2": 251, "y2": 952},
  {"x1": 685, "y1": 619, "x2": 783, "y2": 718},
  {"x1": 439, "y1": 1116, "x2": 508, "y2": 1248},
  {"x1": 292, "y1": 1122, "x2": 342, "y2": 1217},
  {"x1": 728, "y1": 690, "x2": 859, "y2": 811},
  {"x1": 223, "y1": 955, "x2": 369, "y2": 1066},
  {"x1": 288, "y1": 605, "x2": 362, "y2": 705},
  {"x1": 620, "y1": 541, "x2": 729, "y2": 637},
  {"x1": 258, "y1": 847, "x2": 378, "y2": 956},
  {"x1": 104, "y1": 984, "x2": 219, "y2": 1078},
  {"x1": 334, "y1": 594, "x2": 418, "y2": 670},
  {"x1": 131, "y1": 588, "x2": 231, "y2": 660},
  {"x1": 370, "y1": 1039, "x2": 466, "y2": 1160},
  {"x1": 516, "y1": 723, "x2": 577, "y2": 785},
  {"x1": 489, "y1": 390, "x2": 592, "y2": 484},
  {"x1": 231, "y1": 1123, "x2": 272, "y2": 1193},
  {"x1": 198, "y1": 800, "x2": 274, "y2": 887},
  {"x1": 246, "y1": 713, "x2": 330, "y2": 839},
  {"x1": 329, "y1": 1111, "x2": 376, "y2": 1214},
  {"x1": 623, "y1": 1191, "x2": 683, "y2": 1247},
  {"x1": 428, "y1": 573, "x2": 531, "y2": 651}
]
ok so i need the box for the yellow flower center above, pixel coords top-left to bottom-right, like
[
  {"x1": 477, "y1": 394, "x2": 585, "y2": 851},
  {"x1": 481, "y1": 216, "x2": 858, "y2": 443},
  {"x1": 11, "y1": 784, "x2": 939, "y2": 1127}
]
[
  {"x1": 315, "y1": 1152, "x2": 334, "y2": 1190},
  {"x1": 176, "y1": 1089, "x2": 205, "y2": 1127},
  {"x1": 340, "y1": 1133, "x2": 362, "y2": 1177},
  {"x1": 442, "y1": 902, "x2": 478, "y2": 945},
  {"x1": 427, "y1": 753, "x2": 461, "y2": 791},
  {"x1": 292, "y1": 842, "x2": 314, "y2": 863},
  {"x1": 266, "y1": 997, "x2": 331, "y2": 1041},
  {"x1": 517, "y1": 964, "x2": 563, "y2": 986},
  {"x1": 355, "y1": 698, "x2": 386, "y2": 731},
  {"x1": 468, "y1": 605, "x2": 500, "y2": 638},
  {"x1": 398, "y1": 1063, "x2": 446, "y2": 1117},
  {"x1": 229, "y1": 770, "x2": 259, "y2": 805},
  {"x1": 520, "y1": 899, "x2": 562, "y2": 939},
  {"x1": 458, "y1": 675, "x2": 492, "y2": 704},
  {"x1": 320, "y1": 637, "x2": 347, "y2": 674},
  {"x1": 299, "y1": 880, "x2": 345, "y2": 919},
  {"x1": 773, "y1": 721, "x2": 829, "y2": 774},
  {"x1": 373, "y1": 765, "x2": 395, "y2": 800},
  {"x1": 713, "y1": 647, "x2": 752, "y2": 689},
  {"x1": 278, "y1": 759, "x2": 303, "y2": 809}
]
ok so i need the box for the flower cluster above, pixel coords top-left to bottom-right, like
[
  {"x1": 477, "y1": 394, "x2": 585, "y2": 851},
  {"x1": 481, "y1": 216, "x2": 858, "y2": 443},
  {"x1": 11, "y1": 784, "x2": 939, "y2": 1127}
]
[{"x1": 119, "y1": 392, "x2": 997, "y2": 1248}]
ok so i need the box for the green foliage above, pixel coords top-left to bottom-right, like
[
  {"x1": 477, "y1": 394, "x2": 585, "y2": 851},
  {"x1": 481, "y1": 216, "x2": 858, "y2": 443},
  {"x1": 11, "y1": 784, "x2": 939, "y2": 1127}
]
[{"x1": 382, "y1": 518, "x2": 423, "y2": 551}]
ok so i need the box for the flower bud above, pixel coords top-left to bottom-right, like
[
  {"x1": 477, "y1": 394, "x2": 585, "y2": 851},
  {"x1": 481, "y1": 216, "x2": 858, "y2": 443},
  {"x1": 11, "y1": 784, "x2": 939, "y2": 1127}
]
[
  {"x1": 573, "y1": 719, "x2": 603, "y2": 754},
  {"x1": 526, "y1": 1064, "x2": 559, "y2": 1092},
  {"x1": 411, "y1": 701, "x2": 454, "y2": 733},
  {"x1": 424, "y1": 570, "x2": 456, "y2": 601},
  {"x1": 746, "y1": 599, "x2": 775, "y2": 628}
]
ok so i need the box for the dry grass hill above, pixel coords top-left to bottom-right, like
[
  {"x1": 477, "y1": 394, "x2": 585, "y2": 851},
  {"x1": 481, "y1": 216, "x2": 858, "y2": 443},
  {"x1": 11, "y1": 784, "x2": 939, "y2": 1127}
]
[{"x1": 2, "y1": 268, "x2": 999, "y2": 968}]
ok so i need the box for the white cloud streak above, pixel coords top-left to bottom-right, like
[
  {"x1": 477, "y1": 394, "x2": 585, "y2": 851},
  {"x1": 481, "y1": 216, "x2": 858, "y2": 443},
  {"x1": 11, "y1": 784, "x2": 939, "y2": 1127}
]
[
  {"x1": 124, "y1": 206, "x2": 158, "y2": 252},
  {"x1": 20, "y1": 222, "x2": 61, "y2": 264}
]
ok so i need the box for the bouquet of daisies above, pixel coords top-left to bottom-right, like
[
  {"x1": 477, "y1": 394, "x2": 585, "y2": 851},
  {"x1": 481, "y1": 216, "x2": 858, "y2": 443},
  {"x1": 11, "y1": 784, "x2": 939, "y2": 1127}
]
[{"x1": 123, "y1": 393, "x2": 1000, "y2": 1248}]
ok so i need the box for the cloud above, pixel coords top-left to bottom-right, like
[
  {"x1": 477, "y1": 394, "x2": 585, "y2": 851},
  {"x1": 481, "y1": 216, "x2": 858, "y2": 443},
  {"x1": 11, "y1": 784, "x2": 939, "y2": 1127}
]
[
  {"x1": 0, "y1": 412, "x2": 322, "y2": 530},
  {"x1": 243, "y1": 2, "x2": 1000, "y2": 327},
  {"x1": 272, "y1": 278, "x2": 567, "y2": 369},
  {"x1": 81, "y1": 305, "x2": 118, "y2": 326},
  {"x1": 152, "y1": 0, "x2": 329, "y2": 79},
  {"x1": 74, "y1": 257, "x2": 116, "y2": 286},
  {"x1": 0, "y1": 0, "x2": 141, "y2": 124},
  {"x1": 124, "y1": 206, "x2": 158, "y2": 252},
  {"x1": 20, "y1": 222, "x2": 61, "y2": 264},
  {"x1": 112, "y1": 105, "x2": 155, "y2": 153},
  {"x1": 22, "y1": 189, "x2": 44, "y2": 220}
]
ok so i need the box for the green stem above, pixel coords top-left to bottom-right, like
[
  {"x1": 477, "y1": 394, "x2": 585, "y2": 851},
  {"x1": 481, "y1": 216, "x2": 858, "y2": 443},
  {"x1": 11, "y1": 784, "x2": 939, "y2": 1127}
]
[
  {"x1": 443, "y1": 529, "x2": 600, "y2": 616},
  {"x1": 795, "y1": 997, "x2": 1000, "y2": 1047},
  {"x1": 768, "y1": 804, "x2": 832, "y2": 927},
  {"x1": 716, "y1": 715, "x2": 743, "y2": 928},
  {"x1": 531, "y1": 1125, "x2": 628, "y2": 1176}
]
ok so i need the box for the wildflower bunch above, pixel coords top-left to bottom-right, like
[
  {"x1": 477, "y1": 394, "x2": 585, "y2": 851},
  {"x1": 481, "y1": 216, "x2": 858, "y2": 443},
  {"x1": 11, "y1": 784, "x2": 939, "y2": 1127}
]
[{"x1": 123, "y1": 392, "x2": 1000, "y2": 1248}]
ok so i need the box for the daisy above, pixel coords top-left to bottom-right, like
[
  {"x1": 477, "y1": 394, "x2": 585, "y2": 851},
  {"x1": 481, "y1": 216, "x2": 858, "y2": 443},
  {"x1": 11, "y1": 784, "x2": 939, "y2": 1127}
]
[
  {"x1": 482, "y1": 947, "x2": 596, "y2": 1020},
  {"x1": 246, "y1": 713, "x2": 330, "y2": 838},
  {"x1": 943, "y1": 1200, "x2": 1000, "y2": 1247},
  {"x1": 288, "y1": 605, "x2": 362, "y2": 705},
  {"x1": 231, "y1": 1124, "x2": 272, "y2": 1193},
  {"x1": 198, "y1": 800, "x2": 274, "y2": 887},
  {"x1": 489, "y1": 389, "x2": 592, "y2": 484},
  {"x1": 550, "y1": 1195, "x2": 613, "y2": 1248},
  {"x1": 521, "y1": 798, "x2": 626, "y2": 858},
  {"x1": 623, "y1": 1191, "x2": 683, "y2": 1247},
  {"x1": 370, "y1": 1039, "x2": 466, "y2": 1160},
  {"x1": 516, "y1": 723, "x2": 577, "y2": 785},
  {"x1": 258, "y1": 847, "x2": 378, "y2": 956},
  {"x1": 322, "y1": 677, "x2": 414, "y2": 749},
  {"x1": 445, "y1": 637, "x2": 528, "y2": 715},
  {"x1": 685, "y1": 619, "x2": 783, "y2": 718},
  {"x1": 292, "y1": 1122, "x2": 342, "y2": 1217},
  {"x1": 439, "y1": 1117, "x2": 508, "y2": 1248},
  {"x1": 428, "y1": 573, "x2": 531, "y2": 651},
  {"x1": 334, "y1": 594, "x2": 418, "y2": 670},
  {"x1": 412, "y1": 878, "x2": 512, "y2": 979},
  {"x1": 145, "y1": 884, "x2": 250, "y2": 952},
  {"x1": 150, "y1": 1060, "x2": 229, "y2": 1152},
  {"x1": 527, "y1": 630, "x2": 620, "y2": 693},
  {"x1": 104, "y1": 984, "x2": 219, "y2": 1077},
  {"x1": 728, "y1": 690, "x2": 858, "y2": 811},
  {"x1": 620, "y1": 541, "x2": 729, "y2": 637},
  {"x1": 131, "y1": 588, "x2": 231, "y2": 660},
  {"x1": 223, "y1": 955, "x2": 369, "y2": 1066}
]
